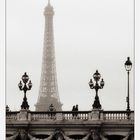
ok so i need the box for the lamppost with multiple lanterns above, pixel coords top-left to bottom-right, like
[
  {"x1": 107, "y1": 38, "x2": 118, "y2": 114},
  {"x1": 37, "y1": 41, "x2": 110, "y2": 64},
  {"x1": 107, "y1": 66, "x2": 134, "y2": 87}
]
[
  {"x1": 89, "y1": 70, "x2": 104, "y2": 109},
  {"x1": 18, "y1": 72, "x2": 32, "y2": 110}
]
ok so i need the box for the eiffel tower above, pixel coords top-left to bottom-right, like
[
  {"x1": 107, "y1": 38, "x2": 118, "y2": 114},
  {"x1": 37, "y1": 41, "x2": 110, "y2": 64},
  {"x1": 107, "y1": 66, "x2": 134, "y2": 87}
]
[{"x1": 35, "y1": 0, "x2": 62, "y2": 111}]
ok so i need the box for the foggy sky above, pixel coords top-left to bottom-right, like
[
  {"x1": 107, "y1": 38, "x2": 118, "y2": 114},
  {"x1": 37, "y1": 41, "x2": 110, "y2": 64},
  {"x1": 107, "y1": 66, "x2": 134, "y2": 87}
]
[{"x1": 6, "y1": 0, "x2": 134, "y2": 111}]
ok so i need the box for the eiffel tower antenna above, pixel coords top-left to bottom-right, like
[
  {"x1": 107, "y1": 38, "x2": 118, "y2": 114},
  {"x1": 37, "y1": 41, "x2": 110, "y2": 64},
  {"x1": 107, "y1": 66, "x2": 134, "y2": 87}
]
[{"x1": 48, "y1": 0, "x2": 50, "y2": 5}]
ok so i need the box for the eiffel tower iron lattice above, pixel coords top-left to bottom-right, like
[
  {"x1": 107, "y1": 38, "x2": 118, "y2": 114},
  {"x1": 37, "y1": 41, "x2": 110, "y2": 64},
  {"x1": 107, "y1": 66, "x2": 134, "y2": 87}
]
[{"x1": 35, "y1": 0, "x2": 62, "y2": 111}]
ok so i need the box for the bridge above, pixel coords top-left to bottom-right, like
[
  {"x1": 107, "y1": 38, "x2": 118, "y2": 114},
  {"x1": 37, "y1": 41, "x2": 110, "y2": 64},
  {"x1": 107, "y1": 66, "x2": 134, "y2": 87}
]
[{"x1": 6, "y1": 109, "x2": 134, "y2": 140}]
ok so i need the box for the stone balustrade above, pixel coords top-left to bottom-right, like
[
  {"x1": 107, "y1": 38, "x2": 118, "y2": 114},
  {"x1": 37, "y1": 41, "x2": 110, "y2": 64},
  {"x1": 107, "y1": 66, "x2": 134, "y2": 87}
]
[
  {"x1": 6, "y1": 110, "x2": 134, "y2": 121},
  {"x1": 6, "y1": 111, "x2": 19, "y2": 120},
  {"x1": 103, "y1": 111, "x2": 131, "y2": 120}
]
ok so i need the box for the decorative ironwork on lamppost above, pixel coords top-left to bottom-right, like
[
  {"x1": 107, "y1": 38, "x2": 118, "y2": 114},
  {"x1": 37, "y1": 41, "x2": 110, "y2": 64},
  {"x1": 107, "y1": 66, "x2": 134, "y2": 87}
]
[
  {"x1": 18, "y1": 72, "x2": 32, "y2": 110},
  {"x1": 89, "y1": 70, "x2": 104, "y2": 109},
  {"x1": 124, "y1": 57, "x2": 132, "y2": 112}
]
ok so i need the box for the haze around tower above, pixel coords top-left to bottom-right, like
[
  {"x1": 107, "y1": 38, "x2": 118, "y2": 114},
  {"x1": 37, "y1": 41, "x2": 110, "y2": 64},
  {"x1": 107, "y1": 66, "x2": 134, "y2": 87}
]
[{"x1": 6, "y1": 0, "x2": 134, "y2": 111}]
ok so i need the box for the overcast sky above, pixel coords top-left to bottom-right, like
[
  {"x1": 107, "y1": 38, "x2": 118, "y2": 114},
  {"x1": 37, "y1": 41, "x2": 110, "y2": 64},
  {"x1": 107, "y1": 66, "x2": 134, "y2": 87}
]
[{"x1": 6, "y1": 0, "x2": 134, "y2": 111}]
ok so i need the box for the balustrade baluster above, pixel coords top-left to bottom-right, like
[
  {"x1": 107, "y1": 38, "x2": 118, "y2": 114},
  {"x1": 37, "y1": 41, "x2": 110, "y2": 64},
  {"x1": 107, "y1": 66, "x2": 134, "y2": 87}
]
[
  {"x1": 109, "y1": 113, "x2": 111, "y2": 119},
  {"x1": 110, "y1": 113, "x2": 112, "y2": 120},
  {"x1": 115, "y1": 113, "x2": 117, "y2": 119},
  {"x1": 70, "y1": 113, "x2": 72, "y2": 120},
  {"x1": 117, "y1": 113, "x2": 120, "y2": 120},
  {"x1": 104, "y1": 114, "x2": 107, "y2": 120},
  {"x1": 119, "y1": 113, "x2": 121, "y2": 119},
  {"x1": 125, "y1": 113, "x2": 127, "y2": 119},
  {"x1": 108, "y1": 113, "x2": 109, "y2": 119},
  {"x1": 82, "y1": 113, "x2": 84, "y2": 119},
  {"x1": 123, "y1": 113, "x2": 125, "y2": 119},
  {"x1": 118, "y1": 113, "x2": 120, "y2": 120},
  {"x1": 108, "y1": 113, "x2": 110, "y2": 120},
  {"x1": 111, "y1": 113, "x2": 113, "y2": 120},
  {"x1": 64, "y1": 114, "x2": 66, "y2": 120},
  {"x1": 120, "y1": 113, "x2": 122, "y2": 119},
  {"x1": 65, "y1": 114, "x2": 68, "y2": 120},
  {"x1": 104, "y1": 114, "x2": 108, "y2": 120}
]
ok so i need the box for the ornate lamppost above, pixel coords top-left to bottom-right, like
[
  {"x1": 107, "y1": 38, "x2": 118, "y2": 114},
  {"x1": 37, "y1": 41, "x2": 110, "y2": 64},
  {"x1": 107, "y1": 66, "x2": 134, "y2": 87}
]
[
  {"x1": 6, "y1": 105, "x2": 10, "y2": 112},
  {"x1": 124, "y1": 57, "x2": 132, "y2": 112},
  {"x1": 18, "y1": 72, "x2": 32, "y2": 110},
  {"x1": 89, "y1": 70, "x2": 104, "y2": 109}
]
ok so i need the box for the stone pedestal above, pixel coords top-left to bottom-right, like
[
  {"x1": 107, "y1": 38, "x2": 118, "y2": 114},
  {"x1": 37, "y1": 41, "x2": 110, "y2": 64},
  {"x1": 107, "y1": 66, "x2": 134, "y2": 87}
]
[
  {"x1": 56, "y1": 113, "x2": 63, "y2": 120},
  {"x1": 17, "y1": 109, "x2": 29, "y2": 121},
  {"x1": 130, "y1": 112, "x2": 134, "y2": 120},
  {"x1": 89, "y1": 109, "x2": 101, "y2": 120}
]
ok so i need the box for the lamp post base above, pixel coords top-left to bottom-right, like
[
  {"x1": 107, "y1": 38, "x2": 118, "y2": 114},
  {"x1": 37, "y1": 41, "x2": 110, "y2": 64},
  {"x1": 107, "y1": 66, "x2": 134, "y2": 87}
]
[
  {"x1": 21, "y1": 97, "x2": 29, "y2": 110},
  {"x1": 92, "y1": 95, "x2": 102, "y2": 109}
]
